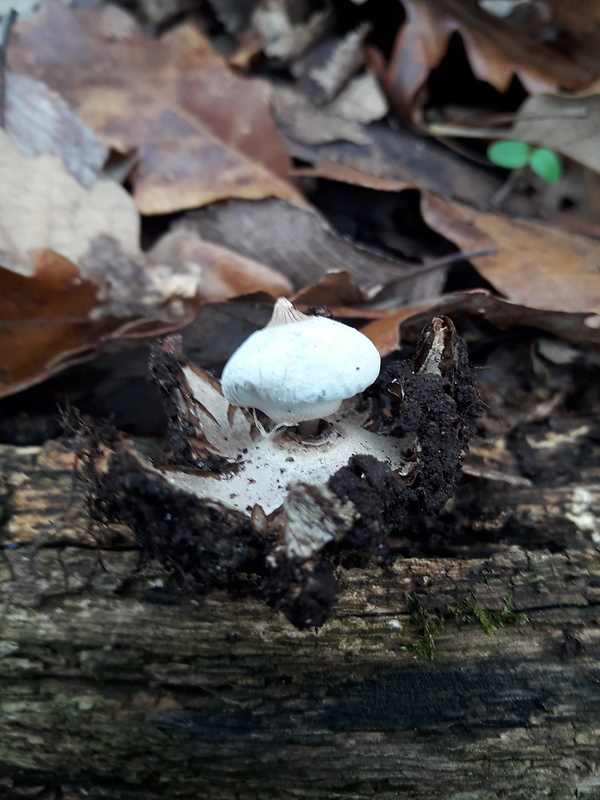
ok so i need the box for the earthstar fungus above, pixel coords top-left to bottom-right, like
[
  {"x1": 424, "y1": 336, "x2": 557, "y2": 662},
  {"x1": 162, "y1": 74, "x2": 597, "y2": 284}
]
[{"x1": 80, "y1": 314, "x2": 482, "y2": 629}]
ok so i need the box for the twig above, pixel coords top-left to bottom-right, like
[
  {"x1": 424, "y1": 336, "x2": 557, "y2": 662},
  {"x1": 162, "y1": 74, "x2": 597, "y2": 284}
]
[
  {"x1": 365, "y1": 247, "x2": 497, "y2": 309},
  {"x1": 426, "y1": 107, "x2": 588, "y2": 141},
  {"x1": 406, "y1": 247, "x2": 496, "y2": 279}
]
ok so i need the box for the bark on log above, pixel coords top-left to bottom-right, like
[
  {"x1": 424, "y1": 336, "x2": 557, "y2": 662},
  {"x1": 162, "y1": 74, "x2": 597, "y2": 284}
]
[{"x1": 0, "y1": 439, "x2": 599, "y2": 800}]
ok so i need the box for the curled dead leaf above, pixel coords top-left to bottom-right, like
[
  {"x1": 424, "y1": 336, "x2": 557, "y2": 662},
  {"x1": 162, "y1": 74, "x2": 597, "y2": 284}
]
[
  {"x1": 0, "y1": 250, "x2": 102, "y2": 397},
  {"x1": 147, "y1": 229, "x2": 293, "y2": 304},
  {"x1": 360, "y1": 289, "x2": 600, "y2": 358},
  {"x1": 385, "y1": 0, "x2": 597, "y2": 120}
]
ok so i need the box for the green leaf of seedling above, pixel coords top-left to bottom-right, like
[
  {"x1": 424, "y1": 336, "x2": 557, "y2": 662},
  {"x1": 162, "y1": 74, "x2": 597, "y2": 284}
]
[
  {"x1": 487, "y1": 140, "x2": 531, "y2": 169},
  {"x1": 529, "y1": 147, "x2": 563, "y2": 184}
]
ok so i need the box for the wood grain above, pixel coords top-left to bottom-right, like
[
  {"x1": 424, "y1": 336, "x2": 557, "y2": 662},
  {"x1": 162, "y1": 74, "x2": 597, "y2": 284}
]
[{"x1": 0, "y1": 440, "x2": 599, "y2": 799}]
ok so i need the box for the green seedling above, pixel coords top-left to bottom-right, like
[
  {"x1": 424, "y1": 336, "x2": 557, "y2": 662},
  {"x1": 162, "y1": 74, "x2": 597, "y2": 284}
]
[{"x1": 487, "y1": 140, "x2": 563, "y2": 184}]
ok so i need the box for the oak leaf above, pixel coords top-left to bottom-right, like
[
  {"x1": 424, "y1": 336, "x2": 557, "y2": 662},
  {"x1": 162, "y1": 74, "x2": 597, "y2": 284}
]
[
  {"x1": 421, "y1": 194, "x2": 600, "y2": 315},
  {"x1": 8, "y1": 3, "x2": 302, "y2": 214}
]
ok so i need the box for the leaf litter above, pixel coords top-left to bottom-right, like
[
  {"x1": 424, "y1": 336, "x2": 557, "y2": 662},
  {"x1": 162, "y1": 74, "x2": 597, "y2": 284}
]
[{"x1": 8, "y1": 2, "x2": 303, "y2": 214}]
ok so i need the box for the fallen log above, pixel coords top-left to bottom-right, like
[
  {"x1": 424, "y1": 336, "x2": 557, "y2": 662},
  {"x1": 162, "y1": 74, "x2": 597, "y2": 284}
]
[{"x1": 0, "y1": 436, "x2": 599, "y2": 800}]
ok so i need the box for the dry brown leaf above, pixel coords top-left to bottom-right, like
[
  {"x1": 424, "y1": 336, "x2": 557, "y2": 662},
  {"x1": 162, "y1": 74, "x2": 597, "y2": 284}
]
[
  {"x1": 8, "y1": 3, "x2": 302, "y2": 214},
  {"x1": 421, "y1": 194, "x2": 600, "y2": 314},
  {"x1": 540, "y1": 0, "x2": 600, "y2": 77},
  {"x1": 0, "y1": 131, "x2": 181, "y2": 395},
  {"x1": 147, "y1": 229, "x2": 293, "y2": 304},
  {"x1": 385, "y1": 0, "x2": 597, "y2": 120},
  {"x1": 359, "y1": 309, "x2": 412, "y2": 356},
  {"x1": 292, "y1": 270, "x2": 367, "y2": 306},
  {"x1": 185, "y1": 198, "x2": 442, "y2": 301},
  {"x1": 285, "y1": 159, "x2": 600, "y2": 319},
  {"x1": 360, "y1": 290, "x2": 600, "y2": 356},
  {"x1": 280, "y1": 115, "x2": 514, "y2": 212},
  {"x1": 0, "y1": 250, "x2": 104, "y2": 397},
  {"x1": 293, "y1": 161, "x2": 415, "y2": 192}
]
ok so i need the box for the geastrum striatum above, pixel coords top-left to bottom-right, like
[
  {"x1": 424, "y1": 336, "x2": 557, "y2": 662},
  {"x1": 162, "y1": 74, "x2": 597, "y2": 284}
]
[{"x1": 81, "y1": 302, "x2": 482, "y2": 628}]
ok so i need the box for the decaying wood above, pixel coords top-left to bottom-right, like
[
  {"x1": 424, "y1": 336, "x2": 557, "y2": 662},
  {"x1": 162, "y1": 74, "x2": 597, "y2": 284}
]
[{"x1": 0, "y1": 438, "x2": 599, "y2": 800}]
